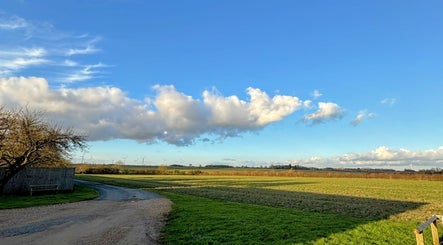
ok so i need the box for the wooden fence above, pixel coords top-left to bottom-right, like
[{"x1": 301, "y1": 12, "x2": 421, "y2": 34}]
[
  {"x1": 0, "y1": 167, "x2": 75, "y2": 194},
  {"x1": 413, "y1": 215, "x2": 442, "y2": 245}
]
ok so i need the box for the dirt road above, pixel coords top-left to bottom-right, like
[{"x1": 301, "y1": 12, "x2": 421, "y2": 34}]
[{"x1": 0, "y1": 180, "x2": 172, "y2": 245}]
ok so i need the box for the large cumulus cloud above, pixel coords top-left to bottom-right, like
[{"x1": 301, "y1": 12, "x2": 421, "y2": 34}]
[{"x1": 0, "y1": 77, "x2": 304, "y2": 146}]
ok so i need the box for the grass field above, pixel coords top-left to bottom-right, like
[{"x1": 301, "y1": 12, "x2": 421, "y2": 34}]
[
  {"x1": 76, "y1": 174, "x2": 443, "y2": 244},
  {"x1": 0, "y1": 185, "x2": 99, "y2": 209}
]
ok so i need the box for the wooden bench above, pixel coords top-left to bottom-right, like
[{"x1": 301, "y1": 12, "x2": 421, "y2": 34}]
[
  {"x1": 29, "y1": 184, "x2": 59, "y2": 196},
  {"x1": 413, "y1": 215, "x2": 442, "y2": 245}
]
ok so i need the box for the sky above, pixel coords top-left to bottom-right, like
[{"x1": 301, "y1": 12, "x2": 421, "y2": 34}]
[{"x1": 0, "y1": 0, "x2": 442, "y2": 170}]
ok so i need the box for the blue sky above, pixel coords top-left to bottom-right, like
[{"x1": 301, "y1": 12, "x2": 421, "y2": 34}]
[{"x1": 1, "y1": 0, "x2": 442, "y2": 169}]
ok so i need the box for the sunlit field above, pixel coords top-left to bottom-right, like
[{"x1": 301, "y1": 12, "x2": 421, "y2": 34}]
[{"x1": 77, "y1": 174, "x2": 443, "y2": 244}]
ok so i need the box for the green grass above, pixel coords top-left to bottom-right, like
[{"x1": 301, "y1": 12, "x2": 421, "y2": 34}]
[
  {"x1": 0, "y1": 185, "x2": 99, "y2": 209},
  {"x1": 76, "y1": 174, "x2": 443, "y2": 244}
]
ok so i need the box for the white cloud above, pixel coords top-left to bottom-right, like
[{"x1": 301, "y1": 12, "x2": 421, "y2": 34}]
[
  {"x1": 351, "y1": 111, "x2": 365, "y2": 126},
  {"x1": 0, "y1": 57, "x2": 49, "y2": 73},
  {"x1": 303, "y1": 102, "x2": 344, "y2": 124},
  {"x1": 66, "y1": 37, "x2": 102, "y2": 56},
  {"x1": 381, "y1": 98, "x2": 396, "y2": 106},
  {"x1": 0, "y1": 13, "x2": 105, "y2": 84},
  {"x1": 0, "y1": 15, "x2": 28, "y2": 30},
  {"x1": 247, "y1": 87, "x2": 302, "y2": 125},
  {"x1": 0, "y1": 48, "x2": 46, "y2": 58},
  {"x1": 289, "y1": 146, "x2": 443, "y2": 170},
  {"x1": 0, "y1": 47, "x2": 49, "y2": 75},
  {"x1": 340, "y1": 146, "x2": 443, "y2": 167},
  {"x1": 203, "y1": 89, "x2": 250, "y2": 129},
  {"x1": 0, "y1": 77, "x2": 303, "y2": 146},
  {"x1": 64, "y1": 63, "x2": 108, "y2": 82},
  {"x1": 24, "y1": 48, "x2": 47, "y2": 57},
  {"x1": 372, "y1": 146, "x2": 396, "y2": 160},
  {"x1": 350, "y1": 110, "x2": 376, "y2": 126},
  {"x1": 63, "y1": 60, "x2": 78, "y2": 67},
  {"x1": 312, "y1": 89, "x2": 322, "y2": 99},
  {"x1": 204, "y1": 87, "x2": 302, "y2": 129},
  {"x1": 66, "y1": 44, "x2": 100, "y2": 56},
  {"x1": 303, "y1": 100, "x2": 312, "y2": 108}
]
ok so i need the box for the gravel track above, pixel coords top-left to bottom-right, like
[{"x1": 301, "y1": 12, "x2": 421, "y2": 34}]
[{"x1": 0, "y1": 180, "x2": 172, "y2": 245}]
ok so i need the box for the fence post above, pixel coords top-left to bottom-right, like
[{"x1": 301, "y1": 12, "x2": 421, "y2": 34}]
[
  {"x1": 413, "y1": 215, "x2": 441, "y2": 245},
  {"x1": 413, "y1": 228, "x2": 424, "y2": 245},
  {"x1": 430, "y1": 219, "x2": 439, "y2": 245}
]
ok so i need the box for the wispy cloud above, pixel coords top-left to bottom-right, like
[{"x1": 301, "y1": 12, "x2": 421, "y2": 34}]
[
  {"x1": 64, "y1": 63, "x2": 108, "y2": 82},
  {"x1": 0, "y1": 47, "x2": 49, "y2": 75},
  {"x1": 66, "y1": 36, "x2": 101, "y2": 56},
  {"x1": 0, "y1": 13, "x2": 106, "y2": 84},
  {"x1": 311, "y1": 89, "x2": 322, "y2": 99},
  {"x1": 63, "y1": 59, "x2": 78, "y2": 67},
  {"x1": 302, "y1": 102, "x2": 344, "y2": 124},
  {"x1": 381, "y1": 98, "x2": 396, "y2": 106},
  {"x1": 350, "y1": 110, "x2": 376, "y2": 126},
  {"x1": 0, "y1": 15, "x2": 28, "y2": 30},
  {"x1": 66, "y1": 45, "x2": 100, "y2": 56},
  {"x1": 303, "y1": 100, "x2": 312, "y2": 108},
  {"x1": 24, "y1": 48, "x2": 47, "y2": 57},
  {"x1": 0, "y1": 57, "x2": 49, "y2": 75},
  {"x1": 0, "y1": 48, "x2": 47, "y2": 57}
]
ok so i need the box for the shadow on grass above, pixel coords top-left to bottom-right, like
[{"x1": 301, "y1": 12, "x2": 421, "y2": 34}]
[
  {"x1": 165, "y1": 186, "x2": 425, "y2": 220},
  {"x1": 76, "y1": 175, "x2": 426, "y2": 244},
  {"x1": 76, "y1": 174, "x2": 425, "y2": 219},
  {"x1": 161, "y1": 186, "x2": 426, "y2": 244}
]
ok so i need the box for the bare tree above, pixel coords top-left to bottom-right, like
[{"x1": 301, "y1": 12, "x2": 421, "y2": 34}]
[{"x1": 0, "y1": 107, "x2": 87, "y2": 193}]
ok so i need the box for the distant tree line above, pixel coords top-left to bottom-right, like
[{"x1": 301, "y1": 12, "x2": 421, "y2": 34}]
[
  {"x1": 204, "y1": 164, "x2": 233, "y2": 168},
  {"x1": 75, "y1": 164, "x2": 203, "y2": 175},
  {"x1": 75, "y1": 162, "x2": 443, "y2": 180}
]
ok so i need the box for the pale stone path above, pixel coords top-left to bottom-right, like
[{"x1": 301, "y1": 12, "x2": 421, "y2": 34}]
[{"x1": 0, "y1": 180, "x2": 172, "y2": 245}]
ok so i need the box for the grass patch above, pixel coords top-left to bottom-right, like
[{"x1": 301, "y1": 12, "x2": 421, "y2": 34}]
[
  {"x1": 76, "y1": 174, "x2": 443, "y2": 244},
  {"x1": 160, "y1": 192, "x2": 422, "y2": 245},
  {"x1": 0, "y1": 185, "x2": 99, "y2": 209}
]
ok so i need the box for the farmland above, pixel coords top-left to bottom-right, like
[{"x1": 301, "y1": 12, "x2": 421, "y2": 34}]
[{"x1": 76, "y1": 174, "x2": 443, "y2": 244}]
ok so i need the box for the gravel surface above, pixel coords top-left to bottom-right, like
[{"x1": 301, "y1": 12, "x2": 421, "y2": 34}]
[{"x1": 0, "y1": 180, "x2": 172, "y2": 245}]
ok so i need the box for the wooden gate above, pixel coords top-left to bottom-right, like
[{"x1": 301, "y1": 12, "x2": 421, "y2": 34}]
[{"x1": 413, "y1": 215, "x2": 442, "y2": 245}]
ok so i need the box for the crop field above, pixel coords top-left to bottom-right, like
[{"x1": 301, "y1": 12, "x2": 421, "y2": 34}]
[{"x1": 76, "y1": 174, "x2": 443, "y2": 244}]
